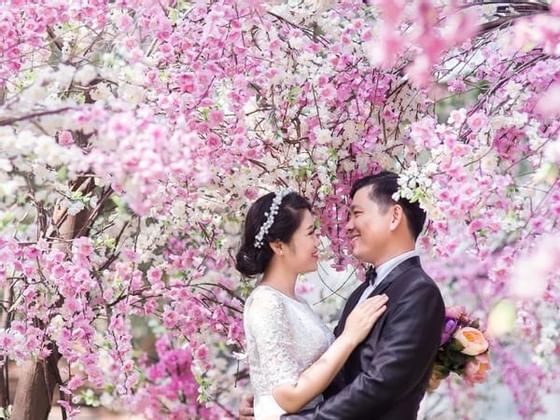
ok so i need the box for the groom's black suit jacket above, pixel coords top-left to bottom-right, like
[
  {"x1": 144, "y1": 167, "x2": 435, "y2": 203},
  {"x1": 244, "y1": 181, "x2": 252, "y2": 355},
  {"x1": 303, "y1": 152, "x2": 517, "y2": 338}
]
[{"x1": 283, "y1": 257, "x2": 445, "y2": 420}]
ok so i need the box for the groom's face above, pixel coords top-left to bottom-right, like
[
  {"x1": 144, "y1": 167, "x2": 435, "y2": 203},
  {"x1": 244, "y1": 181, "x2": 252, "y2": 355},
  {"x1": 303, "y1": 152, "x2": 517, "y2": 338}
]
[{"x1": 346, "y1": 186, "x2": 393, "y2": 265}]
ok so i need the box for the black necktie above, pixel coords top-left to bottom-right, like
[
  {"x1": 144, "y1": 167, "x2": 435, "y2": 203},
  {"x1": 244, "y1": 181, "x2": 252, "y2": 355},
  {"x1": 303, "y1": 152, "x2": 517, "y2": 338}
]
[{"x1": 366, "y1": 267, "x2": 377, "y2": 287}]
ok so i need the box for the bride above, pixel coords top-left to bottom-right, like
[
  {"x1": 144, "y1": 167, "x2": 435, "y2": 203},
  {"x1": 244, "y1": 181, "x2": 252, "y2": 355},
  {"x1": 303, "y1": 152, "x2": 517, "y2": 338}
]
[{"x1": 236, "y1": 189, "x2": 388, "y2": 419}]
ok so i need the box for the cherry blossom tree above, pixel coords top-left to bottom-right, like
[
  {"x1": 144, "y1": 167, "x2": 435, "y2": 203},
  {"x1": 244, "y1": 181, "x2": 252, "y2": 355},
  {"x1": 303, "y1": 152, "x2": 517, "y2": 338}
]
[{"x1": 0, "y1": 1, "x2": 559, "y2": 419}]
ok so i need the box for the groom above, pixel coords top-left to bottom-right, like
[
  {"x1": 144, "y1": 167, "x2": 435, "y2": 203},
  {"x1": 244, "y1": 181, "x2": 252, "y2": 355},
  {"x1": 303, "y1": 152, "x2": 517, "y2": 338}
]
[{"x1": 240, "y1": 171, "x2": 445, "y2": 420}]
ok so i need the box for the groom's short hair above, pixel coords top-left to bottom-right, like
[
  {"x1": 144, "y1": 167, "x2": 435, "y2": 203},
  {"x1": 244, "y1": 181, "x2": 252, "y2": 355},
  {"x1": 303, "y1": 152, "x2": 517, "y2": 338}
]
[{"x1": 350, "y1": 171, "x2": 427, "y2": 240}]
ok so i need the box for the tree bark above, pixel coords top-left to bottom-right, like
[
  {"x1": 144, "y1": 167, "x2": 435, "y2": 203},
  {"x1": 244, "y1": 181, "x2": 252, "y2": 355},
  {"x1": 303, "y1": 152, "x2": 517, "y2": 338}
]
[
  {"x1": 10, "y1": 358, "x2": 58, "y2": 420},
  {"x1": 1, "y1": 283, "x2": 13, "y2": 409},
  {"x1": 0, "y1": 363, "x2": 8, "y2": 410}
]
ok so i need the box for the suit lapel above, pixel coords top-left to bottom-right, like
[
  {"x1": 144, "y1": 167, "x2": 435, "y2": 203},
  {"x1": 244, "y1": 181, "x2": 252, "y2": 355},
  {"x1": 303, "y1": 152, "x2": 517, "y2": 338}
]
[
  {"x1": 336, "y1": 257, "x2": 421, "y2": 337},
  {"x1": 335, "y1": 279, "x2": 370, "y2": 337},
  {"x1": 367, "y1": 256, "x2": 421, "y2": 298},
  {"x1": 346, "y1": 279, "x2": 370, "y2": 312}
]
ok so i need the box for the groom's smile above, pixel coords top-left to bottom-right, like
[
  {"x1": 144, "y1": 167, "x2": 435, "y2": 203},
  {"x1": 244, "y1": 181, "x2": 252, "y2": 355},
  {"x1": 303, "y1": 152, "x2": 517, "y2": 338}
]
[
  {"x1": 350, "y1": 235, "x2": 360, "y2": 244},
  {"x1": 347, "y1": 185, "x2": 397, "y2": 266}
]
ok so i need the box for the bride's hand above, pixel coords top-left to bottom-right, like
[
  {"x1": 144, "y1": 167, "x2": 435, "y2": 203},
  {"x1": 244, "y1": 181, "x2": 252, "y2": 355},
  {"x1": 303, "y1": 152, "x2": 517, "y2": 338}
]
[{"x1": 342, "y1": 294, "x2": 388, "y2": 346}]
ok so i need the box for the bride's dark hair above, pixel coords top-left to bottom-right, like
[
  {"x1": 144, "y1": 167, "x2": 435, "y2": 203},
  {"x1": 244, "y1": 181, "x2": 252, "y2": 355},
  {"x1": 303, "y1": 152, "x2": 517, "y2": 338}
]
[{"x1": 235, "y1": 191, "x2": 311, "y2": 277}]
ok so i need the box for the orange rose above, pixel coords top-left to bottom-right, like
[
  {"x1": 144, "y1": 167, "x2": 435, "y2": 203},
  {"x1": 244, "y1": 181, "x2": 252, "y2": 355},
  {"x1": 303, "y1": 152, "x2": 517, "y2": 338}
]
[
  {"x1": 464, "y1": 353, "x2": 490, "y2": 385},
  {"x1": 453, "y1": 327, "x2": 489, "y2": 356}
]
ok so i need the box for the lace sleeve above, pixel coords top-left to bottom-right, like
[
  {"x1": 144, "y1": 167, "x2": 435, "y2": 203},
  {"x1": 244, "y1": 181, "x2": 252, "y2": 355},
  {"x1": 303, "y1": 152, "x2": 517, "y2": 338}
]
[{"x1": 245, "y1": 288, "x2": 300, "y2": 388}]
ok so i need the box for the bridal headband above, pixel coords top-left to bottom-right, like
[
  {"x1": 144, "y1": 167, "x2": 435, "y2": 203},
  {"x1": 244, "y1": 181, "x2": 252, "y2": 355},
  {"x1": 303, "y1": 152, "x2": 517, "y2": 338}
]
[{"x1": 254, "y1": 189, "x2": 292, "y2": 249}]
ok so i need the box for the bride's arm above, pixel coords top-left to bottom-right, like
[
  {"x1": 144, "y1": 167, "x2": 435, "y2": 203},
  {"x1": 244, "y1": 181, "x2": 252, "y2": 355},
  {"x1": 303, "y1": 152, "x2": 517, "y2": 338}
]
[{"x1": 272, "y1": 294, "x2": 388, "y2": 413}]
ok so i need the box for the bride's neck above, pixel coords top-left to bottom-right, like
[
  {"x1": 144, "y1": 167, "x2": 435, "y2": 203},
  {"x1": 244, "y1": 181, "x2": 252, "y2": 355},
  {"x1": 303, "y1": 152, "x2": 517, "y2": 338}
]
[{"x1": 261, "y1": 261, "x2": 297, "y2": 298}]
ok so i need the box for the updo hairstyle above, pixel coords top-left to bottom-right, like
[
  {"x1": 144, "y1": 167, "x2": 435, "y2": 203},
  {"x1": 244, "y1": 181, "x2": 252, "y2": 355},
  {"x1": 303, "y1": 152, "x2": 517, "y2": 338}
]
[{"x1": 235, "y1": 192, "x2": 311, "y2": 277}]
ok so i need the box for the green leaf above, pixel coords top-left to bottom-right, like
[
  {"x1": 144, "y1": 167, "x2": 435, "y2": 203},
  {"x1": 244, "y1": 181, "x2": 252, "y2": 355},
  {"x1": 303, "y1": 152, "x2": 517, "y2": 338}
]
[
  {"x1": 0, "y1": 212, "x2": 15, "y2": 231},
  {"x1": 0, "y1": 405, "x2": 12, "y2": 420},
  {"x1": 448, "y1": 338, "x2": 465, "y2": 352},
  {"x1": 80, "y1": 388, "x2": 100, "y2": 407},
  {"x1": 288, "y1": 86, "x2": 301, "y2": 105},
  {"x1": 57, "y1": 166, "x2": 68, "y2": 182},
  {"x1": 195, "y1": 374, "x2": 212, "y2": 403}
]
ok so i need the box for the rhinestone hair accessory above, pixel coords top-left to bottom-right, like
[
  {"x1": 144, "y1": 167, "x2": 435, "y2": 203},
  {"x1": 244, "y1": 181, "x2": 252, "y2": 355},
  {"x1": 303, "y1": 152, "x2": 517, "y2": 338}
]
[{"x1": 254, "y1": 189, "x2": 292, "y2": 249}]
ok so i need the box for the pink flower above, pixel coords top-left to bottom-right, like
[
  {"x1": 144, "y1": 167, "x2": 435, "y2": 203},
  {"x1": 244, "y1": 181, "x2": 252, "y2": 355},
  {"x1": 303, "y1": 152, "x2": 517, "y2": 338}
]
[
  {"x1": 448, "y1": 109, "x2": 467, "y2": 126},
  {"x1": 148, "y1": 267, "x2": 163, "y2": 283},
  {"x1": 244, "y1": 187, "x2": 258, "y2": 200},
  {"x1": 208, "y1": 110, "x2": 224, "y2": 127},
  {"x1": 24, "y1": 246, "x2": 40, "y2": 259},
  {"x1": 536, "y1": 83, "x2": 560, "y2": 117},
  {"x1": 467, "y1": 218, "x2": 484, "y2": 235},
  {"x1": 376, "y1": 0, "x2": 406, "y2": 24},
  {"x1": 467, "y1": 112, "x2": 488, "y2": 133},
  {"x1": 448, "y1": 79, "x2": 467, "y2": 93},
  {"x1": 59, "y1": 130, "x2": 74, "y2": 145},
  {"x1": 67, "y1": 376, "x2": 84, "y2": 391},
  {"x1": 0, "y1": 332, "x2": 14, "y2": 349},
  {"x1": 177, "y1": 73, "x2": 194, "y2": 93},
  {"x1": 122, "y1": 248, "x2": 138, "y2": 262},
  {"x1": 207, "y1": 133, "x2": 221, "y2": 149},
  {"x1": 406, "y1": 54, "x2": 432, "y2": 86},
  {"x1": 366, "y1": 26, "x2": 404, "y2": 69},
  {"x1": 195, "y1": 344, "x2": 209, "y2": 361},
  {"x1": 51, "y1": 264, "x2": 66, "y2": 278},
  {"x1": 453, "y1": 327, "x2": 489, "y2": 356},
  {"x1": 73, "y1": 237, "x2": 93, "y2": 257},
  {"x1": 441, "y1": 9, "x2": 479, "y2": 46},
  {"x1": 163, "y1": 310, "x2": 178, "y2": 328},
  {"x1": 464, "y1": 353, "x2": 491, "y2": 385},
  {"x1": 445, "y1": 305, "x2": 466, "y2": 319}
]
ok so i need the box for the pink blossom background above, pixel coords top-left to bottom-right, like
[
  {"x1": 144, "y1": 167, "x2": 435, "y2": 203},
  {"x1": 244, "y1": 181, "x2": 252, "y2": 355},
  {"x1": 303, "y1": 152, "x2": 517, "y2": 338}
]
[{"x1": 1, "y1": 0, "x2": 560, "y2": 419}]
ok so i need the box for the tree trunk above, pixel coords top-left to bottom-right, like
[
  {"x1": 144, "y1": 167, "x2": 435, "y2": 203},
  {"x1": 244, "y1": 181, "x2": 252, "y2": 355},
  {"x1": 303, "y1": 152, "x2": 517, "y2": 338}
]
[
  {"x1": 0, "y1": 365, "x2": 8, "y2": 410},
  {"x1": 11, "y1": 177, "x2": 94, "y2": 420},
  {"x1": 10, "y1": 358, "x2": 58, "y2": 420},
  {"x1": 1, "y1": 283, "x2": 13, "y2": 409}
]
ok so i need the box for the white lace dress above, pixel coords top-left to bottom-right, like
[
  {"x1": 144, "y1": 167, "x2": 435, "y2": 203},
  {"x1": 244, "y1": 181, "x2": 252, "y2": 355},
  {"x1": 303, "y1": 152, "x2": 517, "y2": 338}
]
[{"x1": 244, "y1": 285, "x2": 335, "y2": 419}]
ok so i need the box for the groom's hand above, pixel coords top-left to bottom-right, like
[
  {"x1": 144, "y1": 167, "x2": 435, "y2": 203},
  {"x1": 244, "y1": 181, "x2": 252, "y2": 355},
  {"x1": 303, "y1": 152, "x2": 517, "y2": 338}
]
[{"x1": 239, "y1": 393, "x2": 254, "y2": 420}]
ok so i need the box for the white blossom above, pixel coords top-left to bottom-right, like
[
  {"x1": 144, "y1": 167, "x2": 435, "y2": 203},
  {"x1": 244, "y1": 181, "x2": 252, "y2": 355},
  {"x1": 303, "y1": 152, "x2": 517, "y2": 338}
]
[{"x1": 75, "y1": 65, "x2": 97, "y2": 85}]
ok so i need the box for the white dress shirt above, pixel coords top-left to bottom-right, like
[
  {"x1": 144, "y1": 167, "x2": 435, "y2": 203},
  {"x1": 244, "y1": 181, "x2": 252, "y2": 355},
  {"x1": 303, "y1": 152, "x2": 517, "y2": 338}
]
[{"x1": 357, "y1": 250, "x2": 419, "y2": 304}]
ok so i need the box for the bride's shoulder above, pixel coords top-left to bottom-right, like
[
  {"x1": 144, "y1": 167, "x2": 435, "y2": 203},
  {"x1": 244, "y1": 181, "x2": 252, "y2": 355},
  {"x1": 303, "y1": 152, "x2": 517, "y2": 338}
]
[
  {"x1": 247, "y1": 284, "x2": 281, "y2": 303},
  {"x1": 245, "y1": 285, "x2": 284, "y2": 313}
]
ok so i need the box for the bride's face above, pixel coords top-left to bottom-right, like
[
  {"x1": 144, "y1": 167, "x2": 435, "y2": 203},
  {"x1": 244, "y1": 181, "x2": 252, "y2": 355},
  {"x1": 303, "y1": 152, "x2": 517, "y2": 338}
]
[{"x1": 284, "y1": 209, "x2": 320, "y2": 274}]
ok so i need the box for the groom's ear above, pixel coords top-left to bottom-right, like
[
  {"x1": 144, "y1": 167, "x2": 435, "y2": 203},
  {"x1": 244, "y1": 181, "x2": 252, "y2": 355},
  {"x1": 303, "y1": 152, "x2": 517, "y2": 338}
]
[{"x1": 389, "y1": 204, "x2": 404, "y2": 232}]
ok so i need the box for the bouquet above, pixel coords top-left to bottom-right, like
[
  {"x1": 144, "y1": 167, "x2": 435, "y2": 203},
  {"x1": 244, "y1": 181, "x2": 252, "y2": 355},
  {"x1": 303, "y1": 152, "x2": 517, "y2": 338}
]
[{"x1": 429, "y1": 306, "x2": 491, "y2": 391}]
